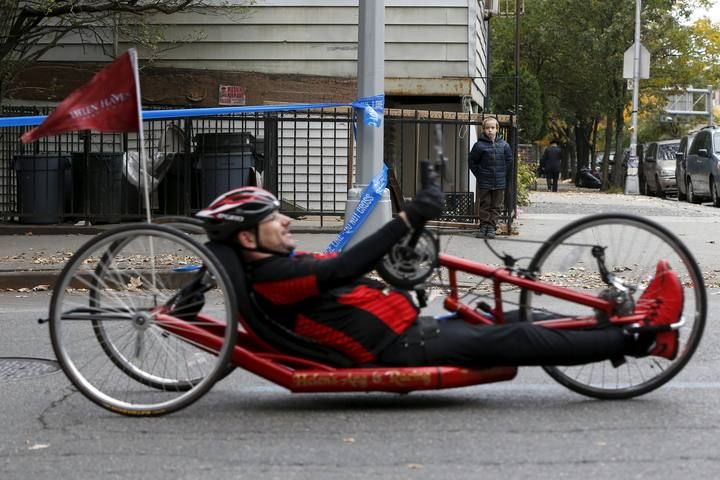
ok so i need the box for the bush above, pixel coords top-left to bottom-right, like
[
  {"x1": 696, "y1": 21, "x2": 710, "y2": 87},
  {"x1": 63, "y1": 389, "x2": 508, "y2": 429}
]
[{"x1": 516, "y1": 161, "x2": 536, "y2": 206}]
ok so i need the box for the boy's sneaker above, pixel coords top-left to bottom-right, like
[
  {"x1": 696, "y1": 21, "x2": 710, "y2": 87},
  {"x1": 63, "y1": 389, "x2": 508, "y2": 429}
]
[
  {"x1": 634, "y1": 260, "x2": 684, "y2": 360},
  {"x1": 474, "y1": 226, "x2": 488, "y2": 238},
  {"x1": 485, "y1": 227, "x2": 496, "y2": 239}
]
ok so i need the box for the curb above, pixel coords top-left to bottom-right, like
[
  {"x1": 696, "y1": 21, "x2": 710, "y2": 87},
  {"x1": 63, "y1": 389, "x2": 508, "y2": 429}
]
[
  {"x1": 0, "y1": 269, "x2": 203, "y2": 291},
  {"x1": 0, "y1": 271, "x2": 59, "y2": 290}
]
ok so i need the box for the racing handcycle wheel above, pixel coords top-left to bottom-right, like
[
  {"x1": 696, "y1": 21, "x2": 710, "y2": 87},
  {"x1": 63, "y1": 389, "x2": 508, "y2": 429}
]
[
  {"x1": 49, "y1": 224, "x2": 238, "y2": 416},
  {"x1": 519, "y1": 213, "x2": 706, "y2": 399}
]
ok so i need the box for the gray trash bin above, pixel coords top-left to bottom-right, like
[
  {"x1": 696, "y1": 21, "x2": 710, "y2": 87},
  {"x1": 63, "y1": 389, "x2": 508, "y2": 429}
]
[{"x1": 14, "y1": 154, "x2": 71, "y2": 224}]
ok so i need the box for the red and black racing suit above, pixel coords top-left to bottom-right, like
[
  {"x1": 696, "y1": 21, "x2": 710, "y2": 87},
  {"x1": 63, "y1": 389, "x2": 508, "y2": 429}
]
[
  {"x1": 247, "y1": 217, "x2": 417, "y2": 364},
  {"x1": 246, "y1": 217, "x2": 646, "y2": 367}
]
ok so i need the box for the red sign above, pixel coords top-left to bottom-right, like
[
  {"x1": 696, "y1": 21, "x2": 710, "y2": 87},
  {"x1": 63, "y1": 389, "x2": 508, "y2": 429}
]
[
  {"x1": 22, "y1": 50, "x2": 140, "y2": 143},
  {"x1": 218, "y1": 85, "x2": 246, "y2": 106}
]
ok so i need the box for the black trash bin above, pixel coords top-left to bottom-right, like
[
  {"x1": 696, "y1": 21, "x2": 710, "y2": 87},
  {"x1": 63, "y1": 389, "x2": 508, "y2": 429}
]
[
  {"x1": 71, "y1": 152, "x2": 125, "y2": 223},
  {"x1": 196, "y1": 133, "x2": 257, "y2": 206},
  {"x1": 14, "y1": 154, "x2": 71, "y2": 224},
  {"x1": 158, "y1": 152, "x2": 200, "y2": 215}
]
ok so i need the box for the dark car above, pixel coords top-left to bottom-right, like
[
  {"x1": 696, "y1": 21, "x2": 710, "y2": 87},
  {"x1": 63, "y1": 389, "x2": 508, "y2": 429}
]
[
  {"x1": 640, "y1": 140, "x2": 680, "y2": 197},
  {"x1": 675, "y1": 133, "x2": 696, "y2": 201},
  {"x1": 685, "y1": 126, "x2": 720, "y2": 206}
]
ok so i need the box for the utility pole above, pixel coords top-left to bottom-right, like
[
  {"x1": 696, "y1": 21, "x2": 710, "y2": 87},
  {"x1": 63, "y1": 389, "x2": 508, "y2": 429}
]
[
  {"x1": 625, "y1": 0, "x2": 642, "y2": 195},
  {"x1": 343, "y1": 1, "x2": 391, "y2": 249}
]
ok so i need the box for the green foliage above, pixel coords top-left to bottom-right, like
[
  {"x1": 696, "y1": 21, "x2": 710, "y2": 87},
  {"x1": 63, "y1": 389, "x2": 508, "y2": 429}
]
[
  {"x1": 516, "y1": 160, "x2": 536, "y2": 207},
  {"x1": 490, "y1": 66, "x2": 545, "y2": 141},
  {"x1": 489, "y1": 0, "x2": 719, "y2": 177}
]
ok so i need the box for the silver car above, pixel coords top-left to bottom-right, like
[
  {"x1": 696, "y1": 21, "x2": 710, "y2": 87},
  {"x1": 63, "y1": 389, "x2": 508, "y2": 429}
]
[
  {"x1": 640, "y1": 140, "x2": 680, "y2": 197},
  {"x1": 685, "y1": 126, "x2": 720, "y2": 206}
]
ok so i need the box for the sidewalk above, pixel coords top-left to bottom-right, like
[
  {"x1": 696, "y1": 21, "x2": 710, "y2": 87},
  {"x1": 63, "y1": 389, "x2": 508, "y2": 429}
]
[{"x1": 2, "y1": 189, "x2": 719, "y2": 290}]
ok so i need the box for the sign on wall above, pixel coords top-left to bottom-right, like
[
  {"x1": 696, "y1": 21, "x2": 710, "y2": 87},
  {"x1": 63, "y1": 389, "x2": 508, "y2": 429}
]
[{"x1": 218, "y1": 85, "x2": 246, "y2": 105}]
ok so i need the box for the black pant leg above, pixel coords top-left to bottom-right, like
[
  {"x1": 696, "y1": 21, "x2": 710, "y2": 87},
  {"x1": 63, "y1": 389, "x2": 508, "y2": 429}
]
[{"x1": 393, "y1": 319, "x2": 627, "y2": 368}]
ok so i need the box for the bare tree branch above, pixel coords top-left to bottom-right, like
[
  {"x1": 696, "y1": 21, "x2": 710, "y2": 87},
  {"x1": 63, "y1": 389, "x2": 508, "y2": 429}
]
[{"x1": 0, "y1": 0, "x2": 254, "y2": 100}]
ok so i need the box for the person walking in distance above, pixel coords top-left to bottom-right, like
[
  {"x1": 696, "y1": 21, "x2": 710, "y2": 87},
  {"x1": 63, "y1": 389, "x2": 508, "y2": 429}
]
[
  {"x1": 540, "y1": 140, "x2": 562, "y2": 192},
  {"x1": 468, "y1": 117, "x2": 513, "y2": 239}
]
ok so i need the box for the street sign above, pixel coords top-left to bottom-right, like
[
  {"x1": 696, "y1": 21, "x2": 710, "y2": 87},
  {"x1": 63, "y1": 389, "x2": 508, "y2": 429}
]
[{"x1": 623, "y1": 42, "x2": 650, "y2": 79}]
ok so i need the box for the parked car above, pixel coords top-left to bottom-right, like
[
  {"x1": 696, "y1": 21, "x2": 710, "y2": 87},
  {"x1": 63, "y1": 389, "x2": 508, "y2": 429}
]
[
  {"x1": 675, "y1": 133, "x2": 696, "y2": 201},
  {"x1": 685, "y1": 126, "x2": 720, "y2": 206},
  {"x1": 640, "y1": 140, "x2": 680, "y2": 197},
  {"x1": 594, "y1": 152, "x2": 615, "y2": 178}
]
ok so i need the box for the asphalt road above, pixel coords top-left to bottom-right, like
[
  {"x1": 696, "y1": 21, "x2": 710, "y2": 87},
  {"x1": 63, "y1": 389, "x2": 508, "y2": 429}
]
[{"x1": 2, "y1": 190, "x2": 720, "y2": 479}]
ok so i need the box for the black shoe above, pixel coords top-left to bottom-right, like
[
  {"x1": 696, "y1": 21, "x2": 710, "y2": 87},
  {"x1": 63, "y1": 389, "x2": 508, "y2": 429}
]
[{"x1": 486, "y1": 227, "x2": 496, "y2": 239}]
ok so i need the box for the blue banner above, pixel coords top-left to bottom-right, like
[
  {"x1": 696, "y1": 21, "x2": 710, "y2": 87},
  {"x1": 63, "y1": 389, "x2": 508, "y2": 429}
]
[{"x1": 324, "y1": 164, "x2": 388, "y2": 253}]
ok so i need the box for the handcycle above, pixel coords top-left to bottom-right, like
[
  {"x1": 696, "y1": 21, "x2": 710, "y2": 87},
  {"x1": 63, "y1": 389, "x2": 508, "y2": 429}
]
[{"x1": 46, "y1": 206, "x2": 706, "y2": 416}]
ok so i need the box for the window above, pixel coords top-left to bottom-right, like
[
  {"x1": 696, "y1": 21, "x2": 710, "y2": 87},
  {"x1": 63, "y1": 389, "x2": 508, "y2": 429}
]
[
  {"x1": 658, "y1": 143, "x2": 679, "y2": 161},
  {"x1": 689, "y1": 133, "x2": 707, "y2": 155}
]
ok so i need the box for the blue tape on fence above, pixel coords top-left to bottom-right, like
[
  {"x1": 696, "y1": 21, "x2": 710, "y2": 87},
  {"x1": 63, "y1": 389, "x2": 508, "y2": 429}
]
[
  {"x1": 0, "y1": 97, "x2": 385, "y2": 127},
  {"x1": 352, "y1": 94, "x2": 384, "y2": 128},
  {"x1": 324, "y1": 163, "x2": 388, "y2": 254}
]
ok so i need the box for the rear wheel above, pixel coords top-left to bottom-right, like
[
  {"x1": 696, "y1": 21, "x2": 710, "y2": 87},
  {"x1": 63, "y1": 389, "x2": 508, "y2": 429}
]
[
  {"x1": 711, "y1": 179, "x2": 720, "y2": 207},
  {"x1": 654, "y1": 176, "x2": 665, "y2": 198},
  {"x1": 688, "y1": 180, "x2": 701, "y2": 204},
  {"x1": 519, "y1": 214, "x2": 706, "y2": 399},
  {"x1": 677, "y1": 174, "x2": 687, "y2": 200},
  {"x1": 50, "y1": 224, "x2": 238, "y2": 416}
]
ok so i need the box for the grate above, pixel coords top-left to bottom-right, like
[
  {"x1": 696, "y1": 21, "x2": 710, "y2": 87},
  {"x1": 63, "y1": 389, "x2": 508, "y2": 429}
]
[
  {"x1": 439, "y1": 192, "x2": 476, "y2": 223},
  {"x1": 0, "y1": 357, "x2": 60, "y2": 381}
]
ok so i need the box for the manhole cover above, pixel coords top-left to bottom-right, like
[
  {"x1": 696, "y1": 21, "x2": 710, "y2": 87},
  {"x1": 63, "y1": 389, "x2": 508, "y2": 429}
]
[{"x1": 0, "y1": 357, "x2": 61, "y2": 381}]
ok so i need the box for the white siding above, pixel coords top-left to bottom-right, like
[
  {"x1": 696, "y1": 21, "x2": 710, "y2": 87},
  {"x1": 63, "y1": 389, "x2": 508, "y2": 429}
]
[
  {"x1": 277, "y1": 115, "x2": 352, "y2": 212},
  {"x1": 38, "y1": 0, "x2": 490, "y2": 102}
]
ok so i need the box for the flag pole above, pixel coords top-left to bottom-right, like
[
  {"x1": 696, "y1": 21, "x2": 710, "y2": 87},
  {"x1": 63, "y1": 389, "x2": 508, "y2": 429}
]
[
  {"x1": 129, "y1": 49, "x2": 153, "y2": 225},
  {"x1": 128, "y1": 49, "x2": 157, "y2": 290}
]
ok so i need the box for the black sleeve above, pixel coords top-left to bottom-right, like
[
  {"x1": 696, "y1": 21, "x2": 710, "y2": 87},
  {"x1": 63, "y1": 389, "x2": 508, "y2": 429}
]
[
  {"x1": 312, "y1": 216, "x2": 410, "y2": 289},
  {"x1": 468, "y1": 143, "x2": 480, "y2": 177}
]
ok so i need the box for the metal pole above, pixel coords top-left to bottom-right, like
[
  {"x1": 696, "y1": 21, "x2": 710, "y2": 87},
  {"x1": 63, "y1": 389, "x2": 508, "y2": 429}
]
[
  {"x1": 625, "y1": 0, "x2": 641, "y2": 195},
  {"x1": 343, "y1": 0, "x2": 391, "y2": 249},
  {"x1": 709, "y1": 85, "x2": 714, "y2": 127},
  {"x1": 356, "y1": 0, "x2": 384, "y2": 184},
  {"x1": 509, "y1": 0, "x2": 520, "y2": 229}
]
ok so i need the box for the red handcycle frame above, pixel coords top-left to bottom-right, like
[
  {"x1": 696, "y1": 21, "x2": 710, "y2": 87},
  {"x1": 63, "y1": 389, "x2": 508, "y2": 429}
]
[{"x1": 151, "y1": 251, "x2": 665, "y2": 395}]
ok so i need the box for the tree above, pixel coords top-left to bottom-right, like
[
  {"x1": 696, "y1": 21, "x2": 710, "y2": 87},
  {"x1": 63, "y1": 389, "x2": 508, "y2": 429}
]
[
  {"x1": 0, "y1": 1, "x2": 253, "y2": 101},
  {"x1": 488, "y1": 0, "x2": 719, "y2": 188}
]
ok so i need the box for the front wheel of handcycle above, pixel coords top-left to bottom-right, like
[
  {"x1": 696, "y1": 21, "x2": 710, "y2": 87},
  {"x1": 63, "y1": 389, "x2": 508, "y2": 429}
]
[
  {"x1": 519, "y1": 213, "x2": 706, "y2": 399},
  {"x1": 49, "y1": 224, "x2": 239, "y2": 416}
]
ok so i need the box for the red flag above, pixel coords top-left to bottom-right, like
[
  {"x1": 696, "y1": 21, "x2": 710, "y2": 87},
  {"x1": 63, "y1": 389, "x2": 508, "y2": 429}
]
[{"x1": 21, "y1": 49, "x2": 141, "y2": 144}]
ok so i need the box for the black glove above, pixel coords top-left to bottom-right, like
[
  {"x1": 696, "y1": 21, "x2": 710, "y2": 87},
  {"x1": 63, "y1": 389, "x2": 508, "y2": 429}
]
[{"x1": 403, "y1": 184, "x2": 445, "y2": 228}]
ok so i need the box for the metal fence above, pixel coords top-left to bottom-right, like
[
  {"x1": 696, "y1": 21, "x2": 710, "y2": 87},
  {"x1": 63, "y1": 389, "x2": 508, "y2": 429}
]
[{"x1": 0, "y1": 106, "x2": 516, "y2": 227}]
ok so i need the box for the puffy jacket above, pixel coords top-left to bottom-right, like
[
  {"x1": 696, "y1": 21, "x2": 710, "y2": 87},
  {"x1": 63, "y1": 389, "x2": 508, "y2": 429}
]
[{"x1": 469, "y1": 135, "x2": 513, "y2": 190}]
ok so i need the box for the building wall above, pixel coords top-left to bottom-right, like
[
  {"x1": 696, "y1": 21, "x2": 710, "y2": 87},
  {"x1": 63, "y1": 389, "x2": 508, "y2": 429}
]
[{"x1": 35, "y1": 0, "x2": 490, "y2": 104}]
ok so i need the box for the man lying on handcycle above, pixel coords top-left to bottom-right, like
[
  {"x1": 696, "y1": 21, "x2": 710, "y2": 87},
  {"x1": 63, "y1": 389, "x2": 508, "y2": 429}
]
[{"x1": 195, "y1": 183, "x2": 681, "y2": 368}]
